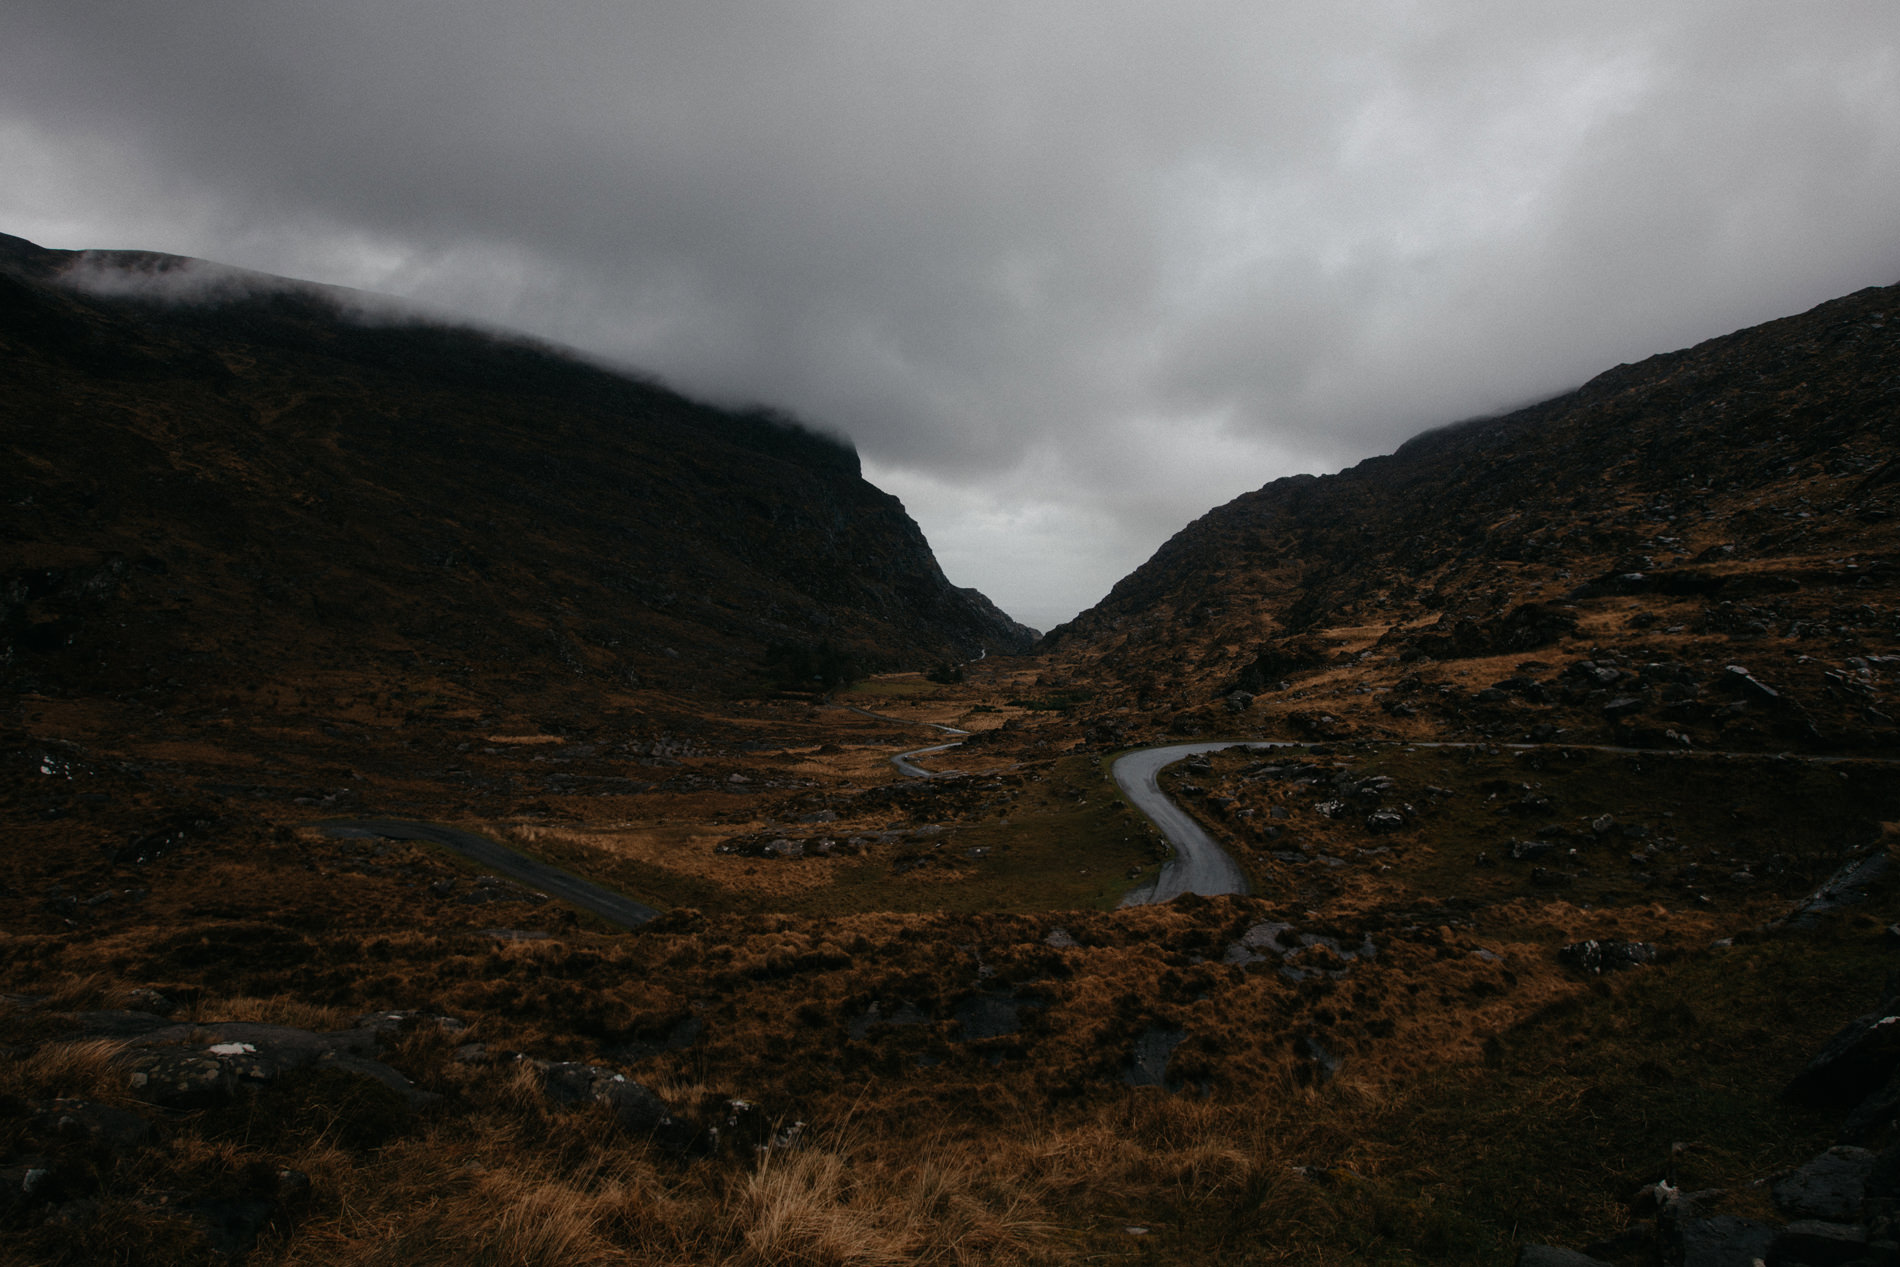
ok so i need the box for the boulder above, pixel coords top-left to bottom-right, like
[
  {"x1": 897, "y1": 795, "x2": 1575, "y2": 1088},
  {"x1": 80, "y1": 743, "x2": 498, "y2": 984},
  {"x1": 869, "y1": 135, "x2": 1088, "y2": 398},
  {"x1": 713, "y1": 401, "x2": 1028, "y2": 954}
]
[
  {"x1": 1558, "y1": 940, "x2": 1658, "y2": 973},
  {"x1": 124, "y1": 1049, "x2": 257, "y2": 1109},
  {"x1": 1292, "y1": 1034, "x2": 1340, "y2": 1084},
  {"x1": 1515, "y1": 1248, "x2": 1612, "y2": 1267},
  {"x1": 1773, "y1": 1146, "x2": 1874, "y2": 1222},
  {"x1": 122, "y1": 1020, "x2": 437, "y2": 1110},
  {"x1": 0, "y1": 1156, "x2": 56, "y2": 1221},
  {"x1": 30, "y1": 1100, "x2": 154, "y2": 1151},
  {"x1": 1786, "y1": 1011, "x2": 1900, "y2": 1109},
  {"x1": 1122, "y1": 1027, "x2": 1188, "y2": 1089},
  {"x1": 191, "y1": 1196, "x2": 278, "y2": 1260},
  {"x1": 66, "y1": 1010, "x2": 176, "y2": 1039},
  {"x1": 1673, "y1": 1213, "x2": 1776, "y2": 1267},
  {"x1": 1770, "y1": 1219, "x2": 1869, "y2": 1266},
  {"x1": 1836, "y1": 1068, "x2": 1900, "y2": 1141},
  {"x1": 530, "y1": 1060, "x2": 693, "y2": 1147}
]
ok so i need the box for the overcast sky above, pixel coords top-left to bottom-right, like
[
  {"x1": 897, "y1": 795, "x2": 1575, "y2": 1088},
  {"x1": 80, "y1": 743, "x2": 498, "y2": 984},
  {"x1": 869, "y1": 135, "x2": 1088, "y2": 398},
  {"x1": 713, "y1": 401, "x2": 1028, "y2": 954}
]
[{"x1": 5, "y1": 2, "x2": 1898, "y2": 631}]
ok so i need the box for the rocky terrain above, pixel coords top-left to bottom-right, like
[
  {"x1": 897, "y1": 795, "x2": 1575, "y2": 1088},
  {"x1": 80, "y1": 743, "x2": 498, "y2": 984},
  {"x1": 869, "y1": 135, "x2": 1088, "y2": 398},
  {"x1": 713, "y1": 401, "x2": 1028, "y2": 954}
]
[
  {"x1": 1042, "y1": 278, "x2": 1900, "y2": 758},
  {"x1": 3, "y1": 248, "x2": 1899, "y2": 1265}
]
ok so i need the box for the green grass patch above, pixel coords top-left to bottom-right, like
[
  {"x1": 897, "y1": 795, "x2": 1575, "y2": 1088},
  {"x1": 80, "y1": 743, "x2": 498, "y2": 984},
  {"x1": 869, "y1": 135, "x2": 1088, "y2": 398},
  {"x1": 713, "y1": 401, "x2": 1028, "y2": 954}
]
[
  {"x1": 777, "y1": 755, "x2": 1165, "y2": 916},
  {"x1": 473, "y1": 826, "x2": 733, "y2": 916},
  {"x1": 1006, "y1": 689, "x2": 1096, "y2": 711},
  {"x1": 844, "y1": 677, "x2": 952, "y2": 700}
]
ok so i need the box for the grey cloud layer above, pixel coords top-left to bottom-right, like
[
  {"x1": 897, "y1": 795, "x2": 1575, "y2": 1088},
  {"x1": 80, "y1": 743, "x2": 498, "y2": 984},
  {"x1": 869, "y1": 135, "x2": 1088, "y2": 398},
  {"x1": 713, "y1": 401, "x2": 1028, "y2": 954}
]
[{"x1": 5, "y1": 2, "x2": 1898, "y2": 627}]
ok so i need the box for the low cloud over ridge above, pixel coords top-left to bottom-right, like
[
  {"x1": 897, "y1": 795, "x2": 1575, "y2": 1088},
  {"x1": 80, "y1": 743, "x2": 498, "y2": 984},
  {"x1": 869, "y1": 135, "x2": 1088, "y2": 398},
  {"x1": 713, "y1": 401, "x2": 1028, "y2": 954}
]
[{"x1": 4, "y1": 1, "x2": 1897, "y2": 629}]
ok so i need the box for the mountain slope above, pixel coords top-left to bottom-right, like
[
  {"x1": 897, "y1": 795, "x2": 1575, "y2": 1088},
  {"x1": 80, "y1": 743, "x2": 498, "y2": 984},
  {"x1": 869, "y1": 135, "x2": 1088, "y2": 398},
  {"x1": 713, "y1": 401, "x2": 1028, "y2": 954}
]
[
  {"x1": 1045, "y1": 279, "x2": 1900, "y2": 749},
  {"x1": 0, "y1": 233, "x2": 1034, "y2": 717}
]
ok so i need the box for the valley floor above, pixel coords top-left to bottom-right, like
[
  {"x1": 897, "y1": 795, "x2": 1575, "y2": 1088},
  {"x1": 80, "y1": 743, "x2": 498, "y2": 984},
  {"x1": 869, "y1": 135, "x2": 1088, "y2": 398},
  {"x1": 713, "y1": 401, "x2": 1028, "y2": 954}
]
[{"x1": 5, "y1": 650, "x2": 1899, "y2": 1265}]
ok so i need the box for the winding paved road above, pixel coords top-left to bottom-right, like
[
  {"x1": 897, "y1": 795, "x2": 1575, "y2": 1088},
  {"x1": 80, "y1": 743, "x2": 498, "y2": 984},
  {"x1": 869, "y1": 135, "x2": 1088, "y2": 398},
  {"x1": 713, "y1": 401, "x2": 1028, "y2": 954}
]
[
  {"x1": 1112, "y1": 742, "x2": 1286, "y2": 905},
  {"x1": 1110, "y1": 737, "x2": 1900, "y2": 907},
  {"x1": 319, "y1": 819, "x2": 660, "y2": 930},
  {"x1": 323, "y1": 739, "x2": 1900, "y2": 924},
  {"x1": 842, "y1": 704, "x2": 973, "y2": 779}
]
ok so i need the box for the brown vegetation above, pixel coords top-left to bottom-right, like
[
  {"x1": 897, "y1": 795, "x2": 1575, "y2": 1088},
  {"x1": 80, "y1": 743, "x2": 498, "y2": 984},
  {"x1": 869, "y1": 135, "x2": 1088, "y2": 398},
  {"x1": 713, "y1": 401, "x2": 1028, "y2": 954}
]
[{"x1": 4, "y1": 242, "x2": 1898, "y2": 1262}]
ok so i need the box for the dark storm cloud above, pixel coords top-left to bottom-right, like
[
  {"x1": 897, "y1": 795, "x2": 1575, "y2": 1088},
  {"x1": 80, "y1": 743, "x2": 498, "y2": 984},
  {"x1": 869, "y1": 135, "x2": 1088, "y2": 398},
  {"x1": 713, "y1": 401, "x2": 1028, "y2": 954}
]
[{"x1": 4, "y1": 2, "x2": 1897, "y2": 629}]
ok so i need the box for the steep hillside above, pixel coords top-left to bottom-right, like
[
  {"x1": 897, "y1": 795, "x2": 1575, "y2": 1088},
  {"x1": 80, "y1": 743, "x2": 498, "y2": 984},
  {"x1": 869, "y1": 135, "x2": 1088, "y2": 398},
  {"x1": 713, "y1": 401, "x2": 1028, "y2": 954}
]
[
  {"x1": 0, "y1": 232, "x2": 1034, "y2": 723},
  {"x1": 1045, "y1": 279, "x2": 1900, "y2": 751},
  {"x1": 6, "y1": 245, "x2": 1900, "y2": 1267}
]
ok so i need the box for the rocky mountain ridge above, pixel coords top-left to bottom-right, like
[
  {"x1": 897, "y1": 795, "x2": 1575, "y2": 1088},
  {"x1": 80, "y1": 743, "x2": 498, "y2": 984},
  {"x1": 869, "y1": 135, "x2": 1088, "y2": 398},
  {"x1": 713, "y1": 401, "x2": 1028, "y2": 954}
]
[
  {"x1": 1043, "y1": 277, "x2": 1899, "y2": 752},
  {"x1": 0, "y1": 232, "x2": 1034, "y2": 720}
]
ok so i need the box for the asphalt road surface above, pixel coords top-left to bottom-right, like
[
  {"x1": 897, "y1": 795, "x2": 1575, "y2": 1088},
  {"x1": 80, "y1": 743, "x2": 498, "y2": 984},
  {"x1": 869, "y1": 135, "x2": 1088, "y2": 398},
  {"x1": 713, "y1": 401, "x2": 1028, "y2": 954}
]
[
  {"x1": 1112, "y1": 742, "x2": 1281, "y2": 904},
  {"x1": 320, "y1": 819, "x2": 660, "y2": 930}
]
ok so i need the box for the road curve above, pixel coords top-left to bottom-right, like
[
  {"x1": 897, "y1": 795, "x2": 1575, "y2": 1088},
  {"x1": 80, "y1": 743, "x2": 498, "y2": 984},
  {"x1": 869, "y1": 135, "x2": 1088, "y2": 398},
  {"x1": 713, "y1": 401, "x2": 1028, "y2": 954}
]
[
  {"x1": 319, "y1": 818, "x2": 660, "y2": 930},
  {"x1": 840, "y1": 703, "x2": 972, "y2": 778},
  {"x1": 1109, "y1": 736, "x2": 1900, "y2": 907},
  {"x1": 892, "y1": 741, "x2": 965, "y2": 778},
  {"x1": 1113, "y1": 742, "x2": 1286, "y2": 904}
]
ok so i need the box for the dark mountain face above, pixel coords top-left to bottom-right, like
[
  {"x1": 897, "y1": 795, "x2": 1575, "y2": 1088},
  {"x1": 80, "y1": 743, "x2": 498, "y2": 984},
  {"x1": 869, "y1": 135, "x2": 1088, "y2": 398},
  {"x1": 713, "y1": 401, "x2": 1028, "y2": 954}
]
[
  {"x1": 0, "y1": 233, "x2": 1034, "y2": 714},
  {"x1": 1045, "y1": 278, "x2": 1900, "y2": 750}
]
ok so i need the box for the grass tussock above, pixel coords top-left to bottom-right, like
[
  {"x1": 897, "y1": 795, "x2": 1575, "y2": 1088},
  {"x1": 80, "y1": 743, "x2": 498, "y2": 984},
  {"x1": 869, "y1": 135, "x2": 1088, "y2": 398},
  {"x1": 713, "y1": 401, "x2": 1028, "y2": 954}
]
[{"x1": 0, "y1": 1036, "x2": 127, "y2": 1103}]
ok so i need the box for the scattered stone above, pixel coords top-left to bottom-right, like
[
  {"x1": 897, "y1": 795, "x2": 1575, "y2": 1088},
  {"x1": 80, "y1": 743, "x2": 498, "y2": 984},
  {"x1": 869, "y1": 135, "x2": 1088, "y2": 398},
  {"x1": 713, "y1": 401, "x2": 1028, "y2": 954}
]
[
  {"x1": 123, "y1": 988, "x2": 176, "y2": 1016},
  {"x1": 530, "y1": 1060, "x2": 692, "y2": 1146},
  {"x1": 1241, "y1": 922, "x2": 1296, "y2": 954},
  {"x1": 1122, "y1": 1027, "x2": 1187, "y2": 1089},
  {"x1": 1292, "y1": 1034, "x2": 1340, "y2": 1084},
  {"x1": 952, "y1": 991, "x2": 1038, "y2": 1041},
  {"x1": 0, "y1": 1157, "x2": 55, "y2": 1221},
  {"x1": 1558, "y1": 940, "x2": 1658, "y2": 974},
  {"x1": 352, "y1": 1011, "x2": 465, "y2": 1036},
  {"x1": 121, "y1": 1020, "x2": 437, "y2": 1110},
  {"x1": 1043, "y1": 928, "x2": 1077, "y2": 949},
  {"x1": 1781, "y1": 851, "x2": 1895, "y2": 928},
  {"x1": 1723, "y1": 664, "x2": 1786, "y2": 708},
  {"x1": 124, "y1": 1050, "x2": 254, "y2": 1109},
  {"x1": 31, "y1": 1099, "x2": 154, "y2": 1151},
  {"x1": 848, "y1": 1001, "x2": 929, "y2": 1040}
]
